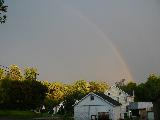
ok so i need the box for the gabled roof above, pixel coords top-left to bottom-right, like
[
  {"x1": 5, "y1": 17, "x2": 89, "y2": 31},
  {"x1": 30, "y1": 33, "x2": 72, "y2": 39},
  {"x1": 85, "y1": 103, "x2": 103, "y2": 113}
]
[
  {"x1": 73, "y1": 92, "x2": 121, "y2": 107},
  {"x1": 95, "y1": 92, "x2": 122, "y2": 106},
  {"x1": 106, "y1": 85, "x2": 131, "y2": 96}
]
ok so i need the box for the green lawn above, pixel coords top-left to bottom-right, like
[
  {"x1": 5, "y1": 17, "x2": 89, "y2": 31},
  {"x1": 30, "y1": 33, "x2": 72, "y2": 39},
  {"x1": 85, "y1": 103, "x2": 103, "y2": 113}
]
[
  {"x1": 0, "y1": 110, "x2": 43, "y2": 119},
  {"x1": 0, "y1": 110, "x2": 74, "y2": 120}
]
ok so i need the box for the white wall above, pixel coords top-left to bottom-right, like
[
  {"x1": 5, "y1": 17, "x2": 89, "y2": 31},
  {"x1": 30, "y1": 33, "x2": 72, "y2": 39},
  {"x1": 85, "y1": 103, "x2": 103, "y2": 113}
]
[
  {"x1": 74, "y1": 93, "x2": 121, "y2": 120},
  {"x1": 113, "y1": 106, "x2": 121, "y2": 120},
  {"x1": 105, "y1": 86, "x2": 134, "y2": 118}
]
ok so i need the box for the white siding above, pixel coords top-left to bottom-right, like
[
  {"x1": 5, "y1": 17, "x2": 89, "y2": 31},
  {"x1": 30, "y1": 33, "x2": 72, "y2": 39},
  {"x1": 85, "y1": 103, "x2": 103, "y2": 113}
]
[
  {"x1": 113, "y1": 106, "x2": 121, "y2": 120},
  {"x1": 74, "y1": 93, "x2": 121, "y2": 120},
  {"x1": 105, "y1": 86, "x2": 134, "y2": 118},
  {"x1": 74, "y1": 106, "x2": 89, "y2": 120}
]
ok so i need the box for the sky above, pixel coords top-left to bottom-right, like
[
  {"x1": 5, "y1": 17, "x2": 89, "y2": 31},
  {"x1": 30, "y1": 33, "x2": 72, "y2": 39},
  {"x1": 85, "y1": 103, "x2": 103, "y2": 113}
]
[{"x1": 0, "y1": 0, "x2": 160, "y2": 84}]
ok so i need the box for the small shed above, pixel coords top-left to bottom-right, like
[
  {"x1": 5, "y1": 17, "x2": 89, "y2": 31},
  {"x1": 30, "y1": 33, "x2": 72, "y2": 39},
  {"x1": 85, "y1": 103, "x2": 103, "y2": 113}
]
[
  {"x1": 74, "y1": 92, "x2": 121, "y2": 120},
  {"x1": 128, "y1": 102, "x2": 153, "y2": 120}
]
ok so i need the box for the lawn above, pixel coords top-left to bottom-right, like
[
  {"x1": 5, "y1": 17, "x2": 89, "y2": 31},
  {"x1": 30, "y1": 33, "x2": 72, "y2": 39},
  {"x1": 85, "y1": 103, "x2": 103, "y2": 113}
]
[
  {"x1": 0, "y1": 110, "x2": 43, "y2": 119},
  {"x1": 0, "y1": 110, "x2": 74, "y2": 120}
]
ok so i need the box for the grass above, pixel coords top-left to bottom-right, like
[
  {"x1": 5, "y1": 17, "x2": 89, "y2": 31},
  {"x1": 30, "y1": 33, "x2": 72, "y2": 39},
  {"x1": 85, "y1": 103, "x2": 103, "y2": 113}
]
[
  {"x1": 0, "y1": 110, "x2": 43, "y2": 119},
  {"x1": 0, "y1": 110, "x2": 74, "y2": 120}
]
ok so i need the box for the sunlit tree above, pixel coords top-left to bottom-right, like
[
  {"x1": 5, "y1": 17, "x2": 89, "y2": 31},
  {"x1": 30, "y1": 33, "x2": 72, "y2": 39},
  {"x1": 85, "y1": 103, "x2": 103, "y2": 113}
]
[
  {"x1": 0, "y1": 67, "x2": 4, "y2": 80},
  {"x1": 24, "y1": 67, "x2": 38, "y2": 80},
  {"x1": 8, "y1": 65, "x2": 23, "y2": 80},
  {"x1": 89, "y1": 80, "x2": 109, "y2": 93}
]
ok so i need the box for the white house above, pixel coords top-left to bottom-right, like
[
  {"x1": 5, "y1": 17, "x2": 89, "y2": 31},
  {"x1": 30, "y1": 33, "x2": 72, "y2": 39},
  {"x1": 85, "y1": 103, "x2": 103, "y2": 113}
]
[
  {"x1": 74, "y1": 92, "x2": 121, "y2": 120},
  {"x1": 105, "y1": 85, "x2": 134, "y2": 118}
]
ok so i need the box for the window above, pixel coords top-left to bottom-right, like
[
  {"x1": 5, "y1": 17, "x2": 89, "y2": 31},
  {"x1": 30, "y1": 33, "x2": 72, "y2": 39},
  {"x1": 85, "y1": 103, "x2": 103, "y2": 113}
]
[
  {"x1": 91, "y1": 115, "x2": 97, "y2": 120},
  {"x1": 119, "y1": 92, "x2": 121, "y2": 95},
  {"x1": 90, "y1": 95, "x2": 94, "y2": 100},
  {"x1": 117, "y1": 97, "x2": 119, "y2": 102},
  {"x1": 124, "y1": 97, "x2": 127, "y2": 102},
  {"x1": 108, "y1": 93, "x2": 110, "y2": 95}
]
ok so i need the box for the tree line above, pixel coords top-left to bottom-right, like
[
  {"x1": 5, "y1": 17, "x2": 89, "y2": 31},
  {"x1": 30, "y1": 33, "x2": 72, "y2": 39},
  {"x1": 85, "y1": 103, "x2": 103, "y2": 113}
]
[
  {"x1": 1, "y1": 64, "x2": 160, "y2": 114},
  {"x1": 0, "y1": 64, "x2": 109, "y2": 114},
  {"x1": 118, "y1": 74, "x2": 160, "y2": 102}
]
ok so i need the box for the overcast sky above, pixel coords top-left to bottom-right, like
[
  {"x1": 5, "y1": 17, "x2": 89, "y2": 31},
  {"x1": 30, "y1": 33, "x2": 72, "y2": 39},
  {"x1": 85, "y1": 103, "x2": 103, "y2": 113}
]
[{"x1": 0, "y1": 0, "x2": 160, "y2": 84}]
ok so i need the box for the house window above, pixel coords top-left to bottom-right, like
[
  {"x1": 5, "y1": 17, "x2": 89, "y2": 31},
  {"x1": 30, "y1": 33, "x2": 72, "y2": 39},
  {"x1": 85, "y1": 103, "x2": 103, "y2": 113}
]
[
  {"x1": 119, "y1": 92, "x2": 121, "y2": 95},
  {"x1": 117, "y1": 97, "x2": 119, "y2": 102},
  {"x1": 124, "y1": 97, "x2": 127, "y2": 102},
  {"x1": 91, "y1": 115, "x2": 97, "y2": 120},
  {"x1": 90, "y1": 95, "x2": 94, "y2": 100}
]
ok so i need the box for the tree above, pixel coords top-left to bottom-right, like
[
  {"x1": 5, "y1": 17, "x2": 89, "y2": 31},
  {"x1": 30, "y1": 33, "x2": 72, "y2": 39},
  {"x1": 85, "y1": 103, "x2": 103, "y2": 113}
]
[
  {"x1": 44, "y1": 82, "x2": 65, "y2": 109},
  {"x1": 21, "y1": 79, "x2": 48, "y2": 110},
  {"x1": 0, "y1": 79, "x2": 48, "y2": 110},
  {"x1": 0, "y1": 78, "x2": 12, "y2": 108},
  {"x1": 0, "y1": 67, "x2": 4, "y2": 80},
  {"x1": 8, "y1": 65, "x2": 23, "y2": 80},
  {"x1": 143, "y1": 74, "x2": 160, "y2": 101},
  {"x1": 119, "y1": 82, "x2": 137, "y2": 95},
  {"x1": 62, "y1": 80, "x2": 89, "y2": 114},
  {"x1": 0, "y1": 0, "x2": 7, "y2": 23},
  {"x1": 24, "y1": 67, "x2": 38, "y2": 80},
  {"x1": 89, "y1": 80, "x2": 109, "y2": 93},
  {"x1": 132, "y1": 74, "x2": 160, "y2": 101}
]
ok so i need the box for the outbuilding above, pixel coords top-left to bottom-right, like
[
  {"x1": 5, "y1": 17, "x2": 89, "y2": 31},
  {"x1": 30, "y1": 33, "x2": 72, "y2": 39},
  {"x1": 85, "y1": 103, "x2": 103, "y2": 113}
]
[
  {"x1": 74, "y1": 92, "x2": 121, "y2": 120},
  {"x1": 128, "y1": 102, "x2": 154, "y2": 120}
]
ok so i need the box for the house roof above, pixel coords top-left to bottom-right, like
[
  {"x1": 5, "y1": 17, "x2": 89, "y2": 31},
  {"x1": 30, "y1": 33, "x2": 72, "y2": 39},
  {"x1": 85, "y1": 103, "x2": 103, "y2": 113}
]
[
  {"x1": 73, "y1": 92, "x2": 121, "y2": 107},
  {"x1": 106, "y1": 85, "x2": 131, "y2": 96},
  {"x1": 95, "y1": 92, "x2": 122, "y2": 106}
]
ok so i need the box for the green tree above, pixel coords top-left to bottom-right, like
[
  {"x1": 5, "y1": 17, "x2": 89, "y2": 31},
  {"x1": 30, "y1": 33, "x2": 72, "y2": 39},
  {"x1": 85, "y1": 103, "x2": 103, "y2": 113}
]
[
  {"x1": 134, "y1": 74, "x2": 160, "y2": 101},
  {"x1": 89, "y1": 80, "x2": 109, "y2": 93},
  {"x1": 8, "y1": 65, "x2": 23, "y2": 80},
  {"x1": 0, "y1": 67, "x2": 5, "y2": 80},
  {"x1": 63, "y1": 80, "x2": 89, "y2": 113},
  {"x1": 0, "y1": 79, "x2": 48, "y2": 110},
  {"x1": 0, "y1": 78, "x2": 12, "y2": 108},
  {"x1": 24, "y1": 67, "x2": 38, "y2": 80},
  {"x1": 44, "y1": 82, "x2": 65, "y2": 108},
  {"x1": 0, "y1": 0, "x2": 7, "y2": 23},
  {"x1": 119, "y1": 82, "x2": 137, "y2": 95},
  {"x1": 21, "y1": 79, "x2": 48, "y2": 109}
]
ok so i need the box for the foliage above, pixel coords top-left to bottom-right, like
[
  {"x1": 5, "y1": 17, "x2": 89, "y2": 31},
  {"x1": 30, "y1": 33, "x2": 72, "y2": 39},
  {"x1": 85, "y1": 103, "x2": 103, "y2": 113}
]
[
  {"x1": 136, "y1": 74, "x2": 160, "y2": 101},
  {"x1": 8, "y1": 65, "x2": 23, "y2": 80},
  {"x1": 0, "y1": 0, "x2": 7, "y2": 23},
  {"x1": 0, "y1": 68, "x2": 4, "y2": 80},
  {"x1": 118, "y1": 74, "x2": 160, "y2": 102},
  {"x1": 0, "y1": 79, "x2": 48, "y2": 110},
  {"x1": 119, "y1": 82, "x2": 137, "y2": 96},
  {"x1": 24, "y1": 67, "x2": 38, "y2": 80},
  {"x1": 0, "y1": 65, "x2": 109, "y2": 113},
  {"x1": 44, "y1": 82, "x2": 65, "y2": 109},
  {"x1": 89, "y1": 80, "x2": 109, "y2": 93},
  {"x1": 63, "y1": 80, "x2": 109, "y2": 113}
]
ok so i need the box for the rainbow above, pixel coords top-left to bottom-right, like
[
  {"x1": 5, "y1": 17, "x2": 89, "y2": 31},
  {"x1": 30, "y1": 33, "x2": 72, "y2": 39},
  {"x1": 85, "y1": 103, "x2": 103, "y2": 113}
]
[{"x1": 61, "y1": 2, "x2": 134, "y2": 82}]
